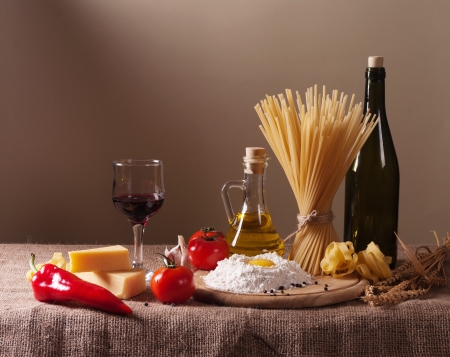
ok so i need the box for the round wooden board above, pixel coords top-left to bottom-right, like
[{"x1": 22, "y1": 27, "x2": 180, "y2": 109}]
[{"x1": 193, "y1": 270, "x2": 369, "y2": 309}]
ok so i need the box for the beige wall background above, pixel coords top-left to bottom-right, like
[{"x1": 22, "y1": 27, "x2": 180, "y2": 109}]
[{"x1": 1, "y1": 0, "x2": 449, "y2": 246}]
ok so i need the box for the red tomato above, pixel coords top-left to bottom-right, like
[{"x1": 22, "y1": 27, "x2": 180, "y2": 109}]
[
  {"x1": 187, "y1": 234, "x2": 229, "y2": 271},
  {"x1": 151, "y1": 257, "x2": 195, "y2": 304},
  {"x1": 188, "y1": 227, "x2": 225, "y2": 244}
]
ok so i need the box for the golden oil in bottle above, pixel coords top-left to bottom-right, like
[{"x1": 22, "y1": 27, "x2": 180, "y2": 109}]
[
  {"x1": 225, "y1": 212, "x2": 285, "y2": 256},
  {"x1": 222, "y1": 147, "x2": 285, "y2": 257}
]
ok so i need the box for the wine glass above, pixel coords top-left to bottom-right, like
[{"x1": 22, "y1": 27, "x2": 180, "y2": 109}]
[{"x1": 112, "y1": 159, "x2": 164, "y2": 279}]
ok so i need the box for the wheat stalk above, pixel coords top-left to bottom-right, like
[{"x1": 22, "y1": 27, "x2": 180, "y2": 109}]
[{"x1": 362, "y1": 232, "x2": 449, "y2": 306}]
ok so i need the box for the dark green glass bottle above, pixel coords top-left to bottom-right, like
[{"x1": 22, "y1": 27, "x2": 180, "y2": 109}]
[{"x1": 344, "y1": 56, "x2": 400, "y2": 268}]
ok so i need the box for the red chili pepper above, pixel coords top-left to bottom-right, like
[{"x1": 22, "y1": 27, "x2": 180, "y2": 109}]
[{"x1": 29, "y1": 253, "x2": 132, "y2": 315}]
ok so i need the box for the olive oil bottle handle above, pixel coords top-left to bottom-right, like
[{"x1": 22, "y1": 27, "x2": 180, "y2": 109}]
[{"x1": 221, "y1": 180, "x2": 245, "y2": 224}]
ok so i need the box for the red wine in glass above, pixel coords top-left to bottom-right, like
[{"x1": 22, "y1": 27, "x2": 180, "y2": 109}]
[
  {"x1": 113, "y1": 193, "x2": 164, "y2": 225},
  {"x1": 112, "y1": 159, "x2": 164, "y2": 277}
]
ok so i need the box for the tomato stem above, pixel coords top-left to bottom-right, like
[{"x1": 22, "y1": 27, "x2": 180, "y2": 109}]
[
  {"x1": 201, "y1": 227, "x2": 215, "y2": 234},
  {"x1": 156, "y1": 253, "x2": 177, "y2": 268},
  {"x1": 199, "y1": 227, "x2": 222, "y2": 241},
  {"x1": 202, "y1": 234, "x2": 221, "y2": 241}
]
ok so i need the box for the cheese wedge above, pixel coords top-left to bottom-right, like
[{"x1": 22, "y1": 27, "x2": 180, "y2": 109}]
[
  {"x1": 69, "y1": 245, "x2": 131, "y2": 273},
  {"x1": 74, "y1": 269, "x2": 146, "y2": 299}
]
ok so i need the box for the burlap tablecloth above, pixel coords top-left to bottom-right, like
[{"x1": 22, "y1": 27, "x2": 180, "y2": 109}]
[{"x1": 1, "y1": 243, "x2": 449, "y2": 357}]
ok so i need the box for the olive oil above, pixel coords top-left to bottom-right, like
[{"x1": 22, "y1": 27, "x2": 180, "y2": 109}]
[
  {"x1": 222, "y1": 147, "x2": 285, "y2": 257},
  {"x1": 225, "y1": 212, "x2": 285, "y2": 256}
]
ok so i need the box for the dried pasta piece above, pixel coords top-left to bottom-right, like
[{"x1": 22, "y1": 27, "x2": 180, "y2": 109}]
[
  {"x1": 356, "y1": 243, "x2": 392, "y2": 283},
  {"x1": 320, "y1": 242, "x2": 358, "y2": 278},
  {"x1": 321, "y1": 241, "x2": 392, "y2": 282}
]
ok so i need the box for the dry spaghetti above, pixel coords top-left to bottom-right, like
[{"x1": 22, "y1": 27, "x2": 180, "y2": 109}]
[{"x1": 255, "y1": 86, "x2": 378, "y2": 275}]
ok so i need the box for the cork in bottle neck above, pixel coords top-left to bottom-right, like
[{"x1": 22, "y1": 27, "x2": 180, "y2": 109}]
[
  {"x1": 243, "y1": 147, "x2": 269, "y2": 174},
  {"x1": 366, "y1": 56, "x2": 386, "y2": 80},
  {"x1": 368, "y1": 56, "x2": 383, "y2": 68}
]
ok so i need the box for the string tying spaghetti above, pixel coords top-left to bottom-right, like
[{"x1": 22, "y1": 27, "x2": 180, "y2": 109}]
[{"x1": 284, "y1": 210, "x2": 334, "y2": 242}]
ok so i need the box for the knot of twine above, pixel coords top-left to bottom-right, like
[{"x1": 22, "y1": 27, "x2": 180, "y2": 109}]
[{"x1": 284, "y1": 210, "x2": 334, "y2": 242}]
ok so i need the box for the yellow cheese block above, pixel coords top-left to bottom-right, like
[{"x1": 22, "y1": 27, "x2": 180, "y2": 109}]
[
  {"x1": 74, "y1": 268, "x2": 146, "y2": 299},
  {"x1": 69, "y1": 245, "x2": 131, "y2": 273}
]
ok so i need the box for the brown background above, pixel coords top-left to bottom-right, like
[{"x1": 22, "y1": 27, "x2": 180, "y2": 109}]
[{"x1": 1, "y1": 0, "x2": 449, "y2": 246}]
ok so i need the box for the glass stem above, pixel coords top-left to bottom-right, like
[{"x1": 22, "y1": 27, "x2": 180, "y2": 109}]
[{"x1": 132, "y1": 224, "x2": 145, "y2": 268}]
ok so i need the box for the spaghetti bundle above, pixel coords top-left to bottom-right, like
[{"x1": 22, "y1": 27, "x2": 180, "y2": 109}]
[{"x1": 254, "y1": 86, "x2": 378, "y2": 275}]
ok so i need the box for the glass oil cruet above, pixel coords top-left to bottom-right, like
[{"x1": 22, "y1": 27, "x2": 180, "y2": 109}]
[{"x1": 221, "y1": 147, "x2": 285, "y2": 256}]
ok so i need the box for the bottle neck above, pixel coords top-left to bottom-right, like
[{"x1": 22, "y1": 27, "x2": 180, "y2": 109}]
[
  {"x1": 242, "y1": 164, "x2": 268, "y2": 214},
  {"x1": 364, "y1": 67, "x2": 386, "y2": 116}
]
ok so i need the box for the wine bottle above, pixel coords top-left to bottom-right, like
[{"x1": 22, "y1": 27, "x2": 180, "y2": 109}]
[{"x1": 344, "y1": 56, "x2": 400, "y2": 267}]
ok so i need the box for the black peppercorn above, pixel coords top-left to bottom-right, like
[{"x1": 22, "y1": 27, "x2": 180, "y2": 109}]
[
  {"x1": 315, "y1": 281, "x2": 318, "y2": 285},
  {"x1": 263, "y1": 290, "x2": 267, "y2": 294},
  {"x1": 270, "y1": 289, "x2": 274, "y2": 293},
  {"x1": 325, "y1": 284, "x2": 328, "y2": 287},
  {"x1": 144, "y1": 302, "x2": 148, "y2": 306},
  {"x1": 281, "y1": 290, "x2": 284, "y2": 294},
  {"x1": 324, "y1": 287, "x2": 328, "y2": 291},
  {"x1": 278, "y1": 286, "x2": 284, "y2": 290},
  {"x1": 295, "y1": 283, "x2": 302, "y2": 288}
]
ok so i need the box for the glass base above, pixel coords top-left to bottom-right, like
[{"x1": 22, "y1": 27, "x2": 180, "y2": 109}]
[{"x1": 132, "y1": 262, "x2": 153, "y2": 282}]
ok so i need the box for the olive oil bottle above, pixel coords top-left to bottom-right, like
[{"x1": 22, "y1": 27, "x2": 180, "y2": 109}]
[
  {"x1": 344, "y1": 56, "x2": 400, "y2": 267},
  {"x1": 221, "y1": 147, "x2": 285, "y2": 256}
]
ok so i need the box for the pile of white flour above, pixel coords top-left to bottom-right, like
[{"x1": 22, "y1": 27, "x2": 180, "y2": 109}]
[{"x1": 202, "y1": 252, "x2": 313, "y2": 294}]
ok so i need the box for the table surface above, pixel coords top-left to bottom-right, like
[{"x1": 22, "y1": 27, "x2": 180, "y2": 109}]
[{"x1": 1, "y1": 243, "x2": 449, "y2": 357}]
